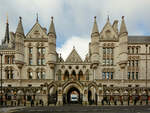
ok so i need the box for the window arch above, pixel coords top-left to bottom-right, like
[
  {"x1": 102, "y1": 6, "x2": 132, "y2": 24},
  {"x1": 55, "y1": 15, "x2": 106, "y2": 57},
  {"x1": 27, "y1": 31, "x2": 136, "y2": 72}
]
[
  {"x1": 71, "y1": 70, "x2": 76, "y2": 79},
  {"x1": 36, "y1": 68, "x2": 46, "y2": 79},
  {"x1": 78, "y1": 70, "x2": 83, "y2": 80},
  {"x1": 28, "y1": 68, "x2": 33, "y2": 79},
  {"x1": 64, "y1": 70, "x2": 69, "y2": 81}
]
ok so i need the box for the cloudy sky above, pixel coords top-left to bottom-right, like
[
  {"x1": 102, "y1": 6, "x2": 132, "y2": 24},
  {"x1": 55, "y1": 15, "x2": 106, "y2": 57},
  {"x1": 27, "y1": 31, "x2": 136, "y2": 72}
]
[{"x1": 0, "y1": 0, "x2": 150, "y2": 60}]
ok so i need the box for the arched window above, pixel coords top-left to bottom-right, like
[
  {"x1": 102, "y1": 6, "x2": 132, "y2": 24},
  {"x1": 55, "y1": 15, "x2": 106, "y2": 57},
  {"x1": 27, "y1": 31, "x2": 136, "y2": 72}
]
[
  {"x1": 36, "y1": 68, "x2": 46, "y2": 79},
  {"x1": 85, "y1": 70, "x2": 90, "y2": 81},
  {"x1": 72, "y1": 70, "x2": 76, "y2": 79},
  {"x1": 78, "y1": 70, "x2": 83, "y2": 80},
  {"x1": 28, "y1": 69, "x2": 33, "y2": 79},
  {"x1": 64, "y1": 70, "x2": 69, "y2": 81}
]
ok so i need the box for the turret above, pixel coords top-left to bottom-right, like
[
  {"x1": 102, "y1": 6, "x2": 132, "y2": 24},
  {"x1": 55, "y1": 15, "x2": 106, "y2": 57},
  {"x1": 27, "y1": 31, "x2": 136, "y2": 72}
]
[
  {"x1": 15, "y1": 17, "x2": 25, "y2": 66},
  {"x1": 47, "y1": 17, "x2": 57, "y2": 80},
  {"x1": 47, "y1": 16, "x2": 57, "y2": 65},
  {"x1": 119, "y1": 16, "x2": 128, "y2": 68},
  {"x1": 90, "y1": 16, "x2": 100, "y2": 66}
]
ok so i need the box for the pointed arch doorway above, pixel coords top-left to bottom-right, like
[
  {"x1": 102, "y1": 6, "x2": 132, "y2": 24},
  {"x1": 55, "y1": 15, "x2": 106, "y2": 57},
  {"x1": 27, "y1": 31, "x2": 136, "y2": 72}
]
[{"x1": 67, "y1": 87, "x2": 80, "y2": 104}]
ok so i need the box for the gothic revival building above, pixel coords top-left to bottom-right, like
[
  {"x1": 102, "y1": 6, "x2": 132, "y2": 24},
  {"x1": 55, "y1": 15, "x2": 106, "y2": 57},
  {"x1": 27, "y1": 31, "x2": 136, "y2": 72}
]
[{"x1": 0, "y1": 16, "x2": 150, "y2": 106}]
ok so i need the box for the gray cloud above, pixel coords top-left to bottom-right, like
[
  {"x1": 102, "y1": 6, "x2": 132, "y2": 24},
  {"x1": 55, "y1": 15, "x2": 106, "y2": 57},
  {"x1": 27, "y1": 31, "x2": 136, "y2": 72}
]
[{"x1": 0, "y1": 0, "x2": 150, "y2": 58}]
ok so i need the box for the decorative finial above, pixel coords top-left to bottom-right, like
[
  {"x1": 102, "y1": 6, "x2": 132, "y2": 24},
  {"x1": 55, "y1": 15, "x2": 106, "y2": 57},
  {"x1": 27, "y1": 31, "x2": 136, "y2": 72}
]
[
  {"x1": 122, "y1": 16, "x2": 124, "y2": 19},
  {"x1": 51, "y1": 16, "x2": 53, "y2": 20},
  {"x1": 19, "y1": 16, "x2": 22, "y2": 21},
  {"x1": 36, "y1": 13, "x2": 38, "y2": 22},
  {"x1": 6, "y1": 13, "x2": 8, "y2": 24},
  {"x1": 94, "y1": 16, "x2": 96, "y2": 20},
  {"x1": 107, "y1": 15, "x2": 110, "y2": 21},
  {"x1": 73, "y1": 46, "x2": 75, "y2": 49}
]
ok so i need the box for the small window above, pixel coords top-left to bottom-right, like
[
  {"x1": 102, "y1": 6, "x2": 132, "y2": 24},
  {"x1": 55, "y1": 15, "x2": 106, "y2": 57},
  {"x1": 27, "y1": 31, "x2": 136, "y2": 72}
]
[
  {"x1": 128, "y1": 72, "x2": 130, "y2": 79},
  {"x1": 136, "y1": 60, "x2": 138, "y2": 67},
  {"x1": 29, "y1": 72, "x2": 33, "y2": 79},
  {"x1": 136, "y1": 72, "x2": 138, "y2": 80},
  {"x1": 102, "y1": 72, "x2": 106, "y2": 79},
  {"x1": 103, "y1": 48, "x2": 106, "y2": 54},
  {"x1": 29, "y1": 58, "x2": 32, "y2": 65},
  {"x1": 107, "y1": 72, "x2": 109, "y2": 79},
  {"x1": 110, "y1": 72, "x2": 113, "y2": 79},
  {"x1": 41, "y1": 48, "x2": 45, "y2": 54},
  {"x1": 29, "y1": 48, "x2": 33, "y2": 54},
  {"x1": 132, "y1": 48, "x2": 134, "y2": 54},
  {"x1": 132, "y1": 72, "x2": 134, "y2": 80}
]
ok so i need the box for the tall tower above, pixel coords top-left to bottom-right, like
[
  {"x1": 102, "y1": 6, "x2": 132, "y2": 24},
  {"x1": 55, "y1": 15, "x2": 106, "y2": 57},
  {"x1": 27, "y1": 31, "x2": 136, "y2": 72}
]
[
  {"x1": 90, "y1": 16, "x2": 100, "y2": 67},
  {"x1": 47, "y1": 17, "x2": 57, "y2": 80},
  {"x1": 15, "y1": 17, "x2": 25, "y2": 67},
  {"x1": 119, "y1": 16, "x2": 128, "y2": 80}
]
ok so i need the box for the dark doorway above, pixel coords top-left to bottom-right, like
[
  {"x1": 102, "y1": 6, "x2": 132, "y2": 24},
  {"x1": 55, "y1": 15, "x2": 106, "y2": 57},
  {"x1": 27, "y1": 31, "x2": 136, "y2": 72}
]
[{"x1": 67, "y1": 87, "x2": 81, "y2": 104}]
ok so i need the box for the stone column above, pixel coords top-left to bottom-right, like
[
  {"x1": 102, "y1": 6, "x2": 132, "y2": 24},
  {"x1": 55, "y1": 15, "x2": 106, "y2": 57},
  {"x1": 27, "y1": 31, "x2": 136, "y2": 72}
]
[
  {"x1": 42, "y1": 86, "x2": 48, "y2": 106},
  {"x1": 82, "y1": 87, "x2": 89, "y2": 105},
  {"x1": 57, "y1": 86, "x2": 63, "y2": 106},
  {"x1": 97, "y1": 86, "x2": 103, "y2": 106},
  {"x1": 33, "y1": 71, "x2": 37, "y2": 79}
]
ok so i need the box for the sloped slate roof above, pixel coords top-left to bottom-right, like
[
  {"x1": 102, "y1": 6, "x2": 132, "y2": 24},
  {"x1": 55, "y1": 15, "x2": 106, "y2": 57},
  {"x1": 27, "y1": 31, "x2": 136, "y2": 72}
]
[{"x1": 128, "y1": 36, "x2": 150, "y2": 44}]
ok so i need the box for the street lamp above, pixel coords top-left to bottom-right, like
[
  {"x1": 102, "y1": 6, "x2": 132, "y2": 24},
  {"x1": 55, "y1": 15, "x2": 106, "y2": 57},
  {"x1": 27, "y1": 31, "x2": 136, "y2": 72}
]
[
  {"x1": 145, "y1": 44, "x2": 149, "y2": 105},
  {"x1": 145, "y1": 44, "x2": 148, "y2": 89},
  {"x1": 0, "y1": 53, "x2": 2, "y2": 105}
]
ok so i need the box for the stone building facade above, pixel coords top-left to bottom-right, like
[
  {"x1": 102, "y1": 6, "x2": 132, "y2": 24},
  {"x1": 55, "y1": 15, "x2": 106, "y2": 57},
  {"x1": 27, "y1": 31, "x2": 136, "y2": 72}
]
[{"x1": 0, "y1": 16, "x2": 150, "y2": 106}]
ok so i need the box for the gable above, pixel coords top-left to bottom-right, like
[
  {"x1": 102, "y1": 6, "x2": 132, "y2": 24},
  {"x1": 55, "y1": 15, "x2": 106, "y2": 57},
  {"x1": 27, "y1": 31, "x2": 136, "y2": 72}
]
[
  {"x1": 26, "y1": 22, "x2": 47, "y2": 38},
  {"x1": 65, "y1": 48, "x2": 83, "y2": 63},
  {"x1": 100, "y1": 21, "x2": 118, "y2": 41}
]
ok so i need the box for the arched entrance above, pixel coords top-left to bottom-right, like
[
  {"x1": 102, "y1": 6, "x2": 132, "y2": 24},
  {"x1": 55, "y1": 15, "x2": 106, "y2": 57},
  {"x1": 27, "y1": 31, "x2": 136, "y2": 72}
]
[
  {"x1": 67, "y1": 87, "x2": 80, "y2": 104},
  {"x1": 63, "y1": 82, "x2": 83, "y2": 104}
]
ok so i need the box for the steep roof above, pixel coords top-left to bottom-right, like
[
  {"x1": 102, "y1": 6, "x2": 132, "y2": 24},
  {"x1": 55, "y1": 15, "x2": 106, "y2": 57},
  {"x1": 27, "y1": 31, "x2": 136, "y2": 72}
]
[
  {"x1": 91, "y1": 16, "x2": 99, "y2": 34},
  {"x1": 65, "y1": 47, "x2": 83, "y2": 63},
  {"x1": 48, "y1": 16, "x2": 56, "y2": 35},
  {"x1": 128, "y1": 36, "x2": 150, "y2": 44},
  {"x1": 119, "y1": 16, "x2": 128, "y2": 35},
  {"x1": 26, "y1": 21, "x2": 47, "y2": 37},
  {"x1": 16, "y1": 17, "x2": 24, "y2": 35}
]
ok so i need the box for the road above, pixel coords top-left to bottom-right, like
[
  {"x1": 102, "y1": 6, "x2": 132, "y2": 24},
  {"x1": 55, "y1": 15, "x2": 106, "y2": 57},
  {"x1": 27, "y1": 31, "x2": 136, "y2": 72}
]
[{"x1": 7, "y1": 105, "x2": 150, "y2": 113}]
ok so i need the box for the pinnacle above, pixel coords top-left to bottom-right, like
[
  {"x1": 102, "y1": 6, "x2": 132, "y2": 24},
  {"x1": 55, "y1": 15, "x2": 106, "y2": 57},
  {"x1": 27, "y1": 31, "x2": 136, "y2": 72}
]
[
  {"x1": 91, "y1": 16, "x2": 99, "y2": 35},
  {"x1": 16, "y1": 16, "x2": 24, "y2": 35},
  {"x1": 120, "y1": 16, "x2": 128, "y2": 35},
  {"x1": 48, "y1": 16, "x2": 56, "y2": 35}
]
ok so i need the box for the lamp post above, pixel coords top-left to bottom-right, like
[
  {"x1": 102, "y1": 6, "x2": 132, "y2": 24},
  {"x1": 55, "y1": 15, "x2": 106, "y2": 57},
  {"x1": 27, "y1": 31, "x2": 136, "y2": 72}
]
[
  {"x1": 145, "y1": 44, "x2": 148, "y2": 89},
  {"x1": 145, "y1": 44, "x2": 149, "y2": 105},
  {"x1": 0, "y1": 53, "x2": 2, "y2": 105}
]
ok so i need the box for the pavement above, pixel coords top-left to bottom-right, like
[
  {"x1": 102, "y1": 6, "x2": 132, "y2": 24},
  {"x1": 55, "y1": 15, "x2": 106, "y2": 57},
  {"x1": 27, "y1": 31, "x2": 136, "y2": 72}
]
[
  {"x1": 4, "y1": 105, "x2": 150, "y2": 113},
  {"x1": 0, "y1": 107, "x2": 25, "y2": 113}
]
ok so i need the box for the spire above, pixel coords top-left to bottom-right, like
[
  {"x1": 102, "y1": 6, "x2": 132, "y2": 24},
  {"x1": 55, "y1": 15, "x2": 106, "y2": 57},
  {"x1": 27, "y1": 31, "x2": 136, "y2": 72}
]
[
  {"x1": 4, "y1": 14, "x2": 9, "y2": 43},
  {"x1": 48, "y1": 16, "x2": 56, "y2": 35},
  {"x1": 36, "y1": 13, "x2": 38, "y2": 23},
  {"x1": 91, "y1": 16, "x2": 99, "y2": 35},
  {"x1": 16, "y1": 16, "x2": 24, "y2": 35},
  {"x1": 107, "y1": 15, "x2": 110, "y2": 22},
  {"x1": 120, "y1": 16, "x2": 128, "y2": 35}
]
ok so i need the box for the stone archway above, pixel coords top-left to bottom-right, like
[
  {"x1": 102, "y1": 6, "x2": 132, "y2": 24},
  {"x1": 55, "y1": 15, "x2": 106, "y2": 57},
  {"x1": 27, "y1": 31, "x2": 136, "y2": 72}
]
[
  {"x1": 63, "y1": 82, "x2": 83, "y2": 104},
  {"x1": 67, "y1": 87, "x2": 80, "y2": 104}
]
